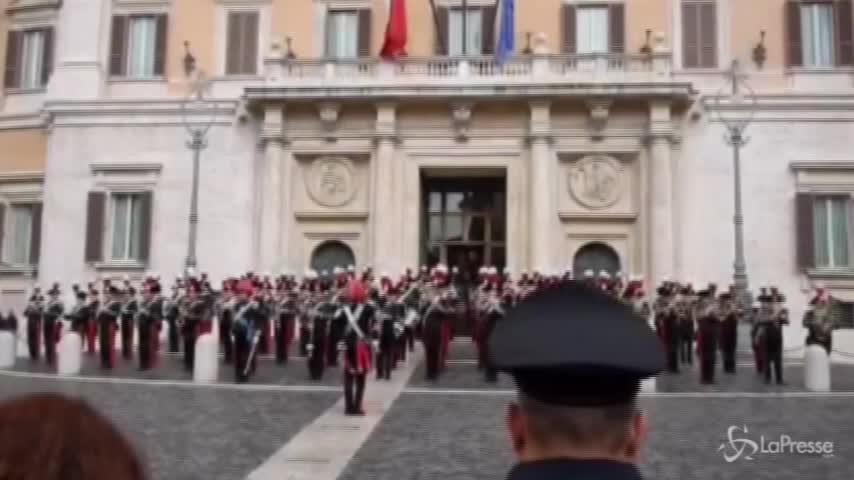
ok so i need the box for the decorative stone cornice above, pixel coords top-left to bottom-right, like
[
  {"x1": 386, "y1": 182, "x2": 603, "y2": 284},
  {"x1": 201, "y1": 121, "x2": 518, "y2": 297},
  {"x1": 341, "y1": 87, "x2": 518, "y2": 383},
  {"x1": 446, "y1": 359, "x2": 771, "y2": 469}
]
[
  {"x1": 90, "y1": 163, "x2": 162, "y2": 175},
  {"x1": 295, "y1": 211, "x2": 369, "y2": 221},
  {"x1": 0, "y1": 171, "x2": 44, "y2": 183},
  {"x1": 790, "y1": 161, "x2": 854, "y2": 172},
  {"x1": 245, "y1": 83, "x2": 694, "y2": 104},
  {"x1": 5, "y1": 0, "x2": 60, "y2": 15}
]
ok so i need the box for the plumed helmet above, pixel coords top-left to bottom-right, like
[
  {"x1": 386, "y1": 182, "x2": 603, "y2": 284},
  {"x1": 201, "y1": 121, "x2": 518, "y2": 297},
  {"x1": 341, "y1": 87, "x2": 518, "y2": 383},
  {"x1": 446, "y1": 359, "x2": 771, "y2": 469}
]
[{"x1": 347, "y1": 279, "x2": 368, "y2": 303}]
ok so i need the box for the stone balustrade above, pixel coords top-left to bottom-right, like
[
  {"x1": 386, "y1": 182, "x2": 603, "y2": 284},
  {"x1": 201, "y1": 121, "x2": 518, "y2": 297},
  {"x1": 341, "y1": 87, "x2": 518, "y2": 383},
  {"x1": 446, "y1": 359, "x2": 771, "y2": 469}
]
[{"x1": 263, "y1": 53, "x2": 672, "y2": 86}]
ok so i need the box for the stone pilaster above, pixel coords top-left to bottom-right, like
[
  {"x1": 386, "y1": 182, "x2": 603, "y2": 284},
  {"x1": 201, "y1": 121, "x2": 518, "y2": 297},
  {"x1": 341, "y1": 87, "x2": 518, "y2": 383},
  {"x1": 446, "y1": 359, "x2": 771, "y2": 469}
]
[
  {"x1": 372, "y1": 102, "x2": 399, "y2": 275},
  {"x1": 647, "y1": 100, "x2": 676, "y2": 285},
  {"x1": 48, "y1": 0, "x2": 110, "y2": 100},
  {"x1": 528, "y1": 100, "x2": 554, "y2": 274},
  {"x1": 259, "y1": 104, "x2": 287, "y2": 272}
]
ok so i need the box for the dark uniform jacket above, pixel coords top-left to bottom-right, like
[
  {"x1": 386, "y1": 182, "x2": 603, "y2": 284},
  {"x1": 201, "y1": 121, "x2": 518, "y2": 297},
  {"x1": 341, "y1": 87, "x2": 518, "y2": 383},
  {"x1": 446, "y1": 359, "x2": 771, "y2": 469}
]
[{"x1": 507, "y1": 459, "x2": 644, "y2": 480}]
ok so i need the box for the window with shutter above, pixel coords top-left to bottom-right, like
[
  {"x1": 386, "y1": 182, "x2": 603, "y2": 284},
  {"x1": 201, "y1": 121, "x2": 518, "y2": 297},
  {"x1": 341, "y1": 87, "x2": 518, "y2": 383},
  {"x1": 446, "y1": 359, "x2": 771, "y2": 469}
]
[
  {"x1": 226, "y1": 11, "x2": 260, "y2": 75},
  {"x1": 111, "y1": 14, "x2": 167, "y2": 78},
  {"x1": 2, "y1": 204, "x2": 35, "y2": 265},
  {"x1": 4, "y1": 28, "x2": 53, "y2": 89},
  {"x1": 682, "y1": 1, "x2": 717, "y2": 68},
  {"x1": 84, "y1": 191, "x2": 106, "y2": 263}
]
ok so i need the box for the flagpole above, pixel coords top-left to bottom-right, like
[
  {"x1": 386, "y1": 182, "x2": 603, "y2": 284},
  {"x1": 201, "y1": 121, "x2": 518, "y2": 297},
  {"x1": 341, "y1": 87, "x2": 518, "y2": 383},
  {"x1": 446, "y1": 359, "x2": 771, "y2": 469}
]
[{"x1": 462, "y1": 0, "x2": 468, "y2": 56}]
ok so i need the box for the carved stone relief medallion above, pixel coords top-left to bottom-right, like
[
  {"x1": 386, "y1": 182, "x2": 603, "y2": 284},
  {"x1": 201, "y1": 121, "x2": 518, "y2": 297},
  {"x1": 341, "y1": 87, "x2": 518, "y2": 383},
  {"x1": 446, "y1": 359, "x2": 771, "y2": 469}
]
[
  {"x1": 567, "y1": 155, "x2": 624, "y2": 210},
  {"x1": 306, "y1": 156, "x2": 358, "y2": 207}
]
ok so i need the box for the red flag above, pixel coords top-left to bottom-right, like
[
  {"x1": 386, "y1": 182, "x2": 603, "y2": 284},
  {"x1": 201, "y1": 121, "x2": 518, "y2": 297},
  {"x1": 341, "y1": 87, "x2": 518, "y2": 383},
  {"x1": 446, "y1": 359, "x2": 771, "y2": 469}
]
[{"x1": 380, "y1": 0, "x2": 408, "y2": 59}]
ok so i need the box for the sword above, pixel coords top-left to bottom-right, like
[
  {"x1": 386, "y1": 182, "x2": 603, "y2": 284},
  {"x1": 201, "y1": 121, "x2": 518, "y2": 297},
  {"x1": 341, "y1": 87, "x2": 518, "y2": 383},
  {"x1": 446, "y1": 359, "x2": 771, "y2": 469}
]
[{"x1": 243, "y1": 330, "x2": 262, "y2": 377}]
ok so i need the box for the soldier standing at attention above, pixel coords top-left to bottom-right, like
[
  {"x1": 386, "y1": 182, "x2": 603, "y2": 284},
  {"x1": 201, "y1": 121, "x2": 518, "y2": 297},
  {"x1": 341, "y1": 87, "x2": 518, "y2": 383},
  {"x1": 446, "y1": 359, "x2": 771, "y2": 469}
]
[
  {"x1": 182, "y1": 284, "x2": 206, "y2": 372},
  {"x1": 696, "y1": 290, "x2": 720, "y2": 385},
  {"x1": 23, "y1": 287, "x2": 43, "y2": 361},
  {"x1": 763, "y1": 290, "x2": 788, "y2": 385},
  {"x1": 98, "y1": 287, "x2": 122, "y2": 370},
  {"x1": 43, "y1": 285, "x2": 65, "y2": 366},
  {"x1": 718, "y1": 292, "x2": 738, "y2": 374},
  {"x1": 488, "y1": 281, "x2": 664, "y2": 480},
  {"x1": 120, "y1": 285, "x2": 138, "y2": 361}
]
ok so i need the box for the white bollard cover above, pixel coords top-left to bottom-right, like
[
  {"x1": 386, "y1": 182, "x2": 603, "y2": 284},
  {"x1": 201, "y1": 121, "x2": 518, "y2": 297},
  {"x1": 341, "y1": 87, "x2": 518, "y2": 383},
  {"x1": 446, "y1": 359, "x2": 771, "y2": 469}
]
[
  {"x1": 804, "y1": 344, "x2": 831, "y2": 392},
  {"x1": 0, "y1": 331, "x2": 15, "y2": 368},
  {"x1": 193, "y1": 333, "x2": 218, "y2": 384},
  {"x1": 57, "y1": 332, "x2": 83, "y2": 376}
]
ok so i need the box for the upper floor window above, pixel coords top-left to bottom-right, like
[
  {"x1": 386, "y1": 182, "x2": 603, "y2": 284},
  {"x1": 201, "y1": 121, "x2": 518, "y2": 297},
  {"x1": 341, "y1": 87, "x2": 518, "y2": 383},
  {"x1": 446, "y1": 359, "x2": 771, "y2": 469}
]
[
  {"x1": 786, "y1": 0, "x2": 853, "y2": 68},
  {"x1": 449, "y1": 8, "x2": 482, "y2": 55},
  {"x1": 682, "y1": 0, "x2": 717, "y2": 68},
  {"x1": 4, "y1": 28, "x2": 54, "y2": 90},
  {"x1": 109, "y1": 14, "x2": 168, "y2": 78},
  {"x1": 84, "y1": 191, "x2": 152, "y2": 264},
  {"x1": 561, "y1": 3, "x2": 624, "y2": 55},
  {"x1": 0, "y1": 202, "x2": 42, "y2": 266},
  {"x1": 325, "y1": 9, "x2": 371, "y2": 59},
  {"x1": 435, "y1": 5, "x2": 496, "y2": 56},
  {"x1": 226, "y1": 11, "x2": 260, "y2": 75}
]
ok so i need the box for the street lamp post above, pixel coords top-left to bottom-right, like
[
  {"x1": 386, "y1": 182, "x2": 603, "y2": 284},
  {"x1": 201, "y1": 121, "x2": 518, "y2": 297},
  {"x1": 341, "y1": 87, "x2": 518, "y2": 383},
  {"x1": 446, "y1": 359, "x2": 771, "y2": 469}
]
[
  {"x1": 180, "y1": 42, "x2": 216, "y2": 275},
  {"x1": 711, "y1": 59, "x2": 757, "y2": 311}
]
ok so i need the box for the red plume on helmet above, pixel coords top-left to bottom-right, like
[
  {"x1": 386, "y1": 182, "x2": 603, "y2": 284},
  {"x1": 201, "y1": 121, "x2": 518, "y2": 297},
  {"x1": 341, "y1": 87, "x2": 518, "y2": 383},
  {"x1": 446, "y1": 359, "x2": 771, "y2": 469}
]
[{"x1": 347, "y1": 279, "x2": 368, "y2": 303}]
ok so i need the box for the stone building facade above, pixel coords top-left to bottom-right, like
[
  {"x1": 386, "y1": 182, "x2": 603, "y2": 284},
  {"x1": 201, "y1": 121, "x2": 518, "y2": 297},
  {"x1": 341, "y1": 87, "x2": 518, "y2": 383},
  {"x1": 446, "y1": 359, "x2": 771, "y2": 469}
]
[{"x1": 2, "y1": 0, "x2": 854, "y2": 349}]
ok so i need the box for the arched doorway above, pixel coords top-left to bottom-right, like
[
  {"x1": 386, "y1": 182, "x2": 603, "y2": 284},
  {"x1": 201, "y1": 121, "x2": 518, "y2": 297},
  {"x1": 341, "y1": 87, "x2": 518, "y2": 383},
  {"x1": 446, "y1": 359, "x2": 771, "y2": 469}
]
[
  {"x1": 573, "y1": 242, "x2": 621, "y2": 279},
  {"x1": 310, "y1": 241, "x2": 355, "y2": 279}
]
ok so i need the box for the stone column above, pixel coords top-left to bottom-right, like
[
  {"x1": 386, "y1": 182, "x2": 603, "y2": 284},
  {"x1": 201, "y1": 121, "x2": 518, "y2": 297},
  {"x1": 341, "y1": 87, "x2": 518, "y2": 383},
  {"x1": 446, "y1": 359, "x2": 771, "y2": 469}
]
[
  {"x1": 648, "y1": 100, "x2": 675, "y2": 285},
  {"x1": 372, "y1": 102, "x2": 398, "y2": 275},
  {"x1": 259, "y1": 104, "x2": 286, "y2": 272},
  {"x1": 48, "y1": 0, "x2": 110, "y2": 100},
  {"x1": 528, "y1": 101, "x2": 554, "y2": 273}
]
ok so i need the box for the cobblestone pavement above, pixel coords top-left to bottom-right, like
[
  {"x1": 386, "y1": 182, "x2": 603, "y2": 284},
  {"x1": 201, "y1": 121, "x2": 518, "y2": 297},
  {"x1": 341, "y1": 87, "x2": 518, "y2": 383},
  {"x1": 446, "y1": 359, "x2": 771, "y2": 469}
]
[
  {"x1": 10, "y1": 352, "x2": 343, "y2": 387},
  {"x1": 0, "y1": 375, "x2": 340, "y2": 480},
  {"x1": 410, "y1": 340, "x2": 854, "y2": 393},
  {"x1": 340, "y1": 393, "x2": 854, "y2": 480}
]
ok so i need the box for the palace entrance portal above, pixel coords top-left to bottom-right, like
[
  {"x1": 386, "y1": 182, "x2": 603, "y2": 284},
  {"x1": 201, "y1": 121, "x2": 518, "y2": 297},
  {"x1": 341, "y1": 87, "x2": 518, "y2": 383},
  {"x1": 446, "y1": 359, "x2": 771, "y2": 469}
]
[{"x1": 421, "y1": 172, "x2": 506, "y2": 335}]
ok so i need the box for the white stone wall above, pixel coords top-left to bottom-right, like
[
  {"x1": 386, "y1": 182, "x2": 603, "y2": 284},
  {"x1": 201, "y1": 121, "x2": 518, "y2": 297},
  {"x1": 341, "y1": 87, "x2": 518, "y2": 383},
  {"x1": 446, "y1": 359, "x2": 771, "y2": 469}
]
[
  {"x1": 678, "y1": 116, "x2": 854, "y2": 349},
  {"x1": 39, "y1": 121, "x2": 260, "y2": 287}
]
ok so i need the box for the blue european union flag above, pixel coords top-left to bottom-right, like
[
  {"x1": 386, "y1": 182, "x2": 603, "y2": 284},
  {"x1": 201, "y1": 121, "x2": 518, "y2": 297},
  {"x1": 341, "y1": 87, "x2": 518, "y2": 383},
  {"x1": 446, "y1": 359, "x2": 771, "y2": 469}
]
[{"x1": 496, "y1": 0, "x2": 515, "y2": 64}]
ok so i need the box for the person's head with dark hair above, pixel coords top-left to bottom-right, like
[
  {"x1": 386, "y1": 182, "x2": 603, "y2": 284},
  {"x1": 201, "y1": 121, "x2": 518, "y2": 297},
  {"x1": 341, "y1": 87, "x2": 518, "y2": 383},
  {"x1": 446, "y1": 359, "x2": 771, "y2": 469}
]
[
  {"x1": 0, "y1": 393, "x2": 147, "y2": 480},
  {"x1": 489, "y1": 281, "x2": 664, "y2": 479}
]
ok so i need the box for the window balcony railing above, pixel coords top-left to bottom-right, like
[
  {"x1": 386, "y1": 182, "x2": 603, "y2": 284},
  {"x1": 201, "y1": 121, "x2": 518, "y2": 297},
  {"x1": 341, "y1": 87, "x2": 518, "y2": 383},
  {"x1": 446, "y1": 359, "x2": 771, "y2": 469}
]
[{"x1": 263, "y1": 52, "x2": 673, "y2": 86}]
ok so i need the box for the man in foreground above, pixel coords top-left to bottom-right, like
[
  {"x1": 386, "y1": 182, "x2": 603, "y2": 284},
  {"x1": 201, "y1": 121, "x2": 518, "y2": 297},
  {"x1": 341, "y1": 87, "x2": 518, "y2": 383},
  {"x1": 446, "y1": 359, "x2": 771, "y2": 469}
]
[{"x1": 489, "y1": 281, "x2": 664, "y2": 480}]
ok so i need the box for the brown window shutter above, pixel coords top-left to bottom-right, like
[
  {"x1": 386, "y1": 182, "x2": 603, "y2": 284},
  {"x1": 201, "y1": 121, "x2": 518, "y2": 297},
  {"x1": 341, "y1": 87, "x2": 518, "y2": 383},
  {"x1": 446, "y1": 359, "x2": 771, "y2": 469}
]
[
  {"x1": 785, "y1": 1, "x2": 803, "y2": 67},
  {"x1": 562, "y1": 4, "x2": 576, "y2": 54},
  {"x1": 138, "y1": 192, "x2": 153, "y2": 263},
  {"x1": 243, "y1": 12, "x2": 260, "y2": 74},
  {"x1": 682, "y1": 4, "x2": 699, "y2": 68},
  {"x1": 5, "y1": 30, "x2": 21, "y2": 89},
  {"x1": 41, "y1": 28, "x2": 54, "y2": 87},
  {"x1": 608, "y1": 3, "x2": 625, "y2": 54},
  {"x1": 0, "y1": 203, "x2": 5, "y2": 262},
  {"x1": 796, "y1": 193, "x2": 815, "y2": 270},
  {"x1": 226, "y1": 12, "x2": 242, "y2": 74},
  {"x1": 482, "y1": 5, "x2": 498, "y2": 55},
  {"x1": 110, "y1": 16, "x2": 128, "y2": 76},
  {"x1": 357, "y1": 9, "x2": 372, "y2": 57},
  {"x1": 699, "y1": 2, "x2": 717, "y2": 68},
  {"x1": 29, "y1": 203, "x2": 42, "y2": 265},
  {"x1": 836, "y1": 0, "x2": 854, "y2": 66},
  {"x1": 436, "y1": 7, "x2": 449, "y2": 55},
  {"x1": 84, "y1": 191, "x2": 106, "y2": 263},
  {"x1": 154, "y1": 14, "x2": 168, "y2": 76}
]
